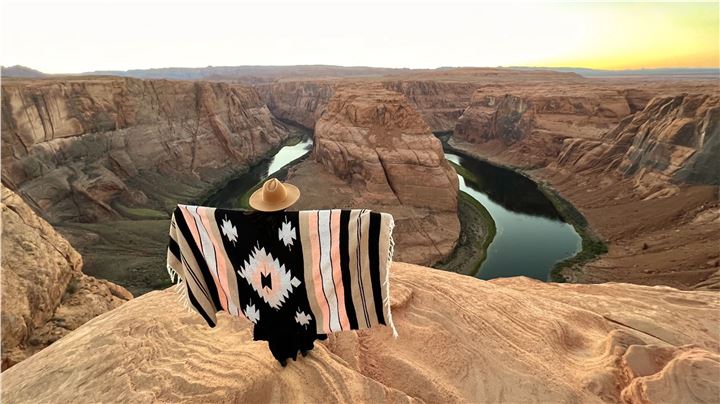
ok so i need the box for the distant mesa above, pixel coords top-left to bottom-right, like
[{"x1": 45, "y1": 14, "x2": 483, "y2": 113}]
[
  {"x1": 1, "y1": 65, "x2": 47, "y2": 78},
  {"x1": 3, "y1": 64, "x2": 719, "y2": 82}
]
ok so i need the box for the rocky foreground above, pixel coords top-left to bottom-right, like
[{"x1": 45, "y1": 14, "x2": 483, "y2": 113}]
[
  {"x1": 1, "y1": 186, "x2": 132, "y2": 370},
  {"x1": 2, "y1": 262, "x2": 718, "y2": 403}
]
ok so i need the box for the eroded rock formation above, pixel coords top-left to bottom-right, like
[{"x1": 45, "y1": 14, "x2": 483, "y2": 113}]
[
  {"x1": 2, "y1": 77, "x2": 288, "y2": 223},
  {"x1": 288, "y1": 83, "x2": 460, "y2": 265},
  {"x1": 451, "y1": 85, "x2": 720, "y2": 288},
  {"x1": 555, "y1": 94, "x2": 720, "y2": 189},
  {"x1": 454, "y1": 86, "x2": 653, "y2": 167},
  {"x1": 256, "y1": 81, "x2": 335, "y2": 129},
  {"x1": 1, "y1": 186, "x2": 131, "y2": 370},
  {"x1": 257, "y1": 79, "x2": 479, "y2": 133},
  {"x1": 2, "y1": 262, "x2": 717, "y2": 403}
]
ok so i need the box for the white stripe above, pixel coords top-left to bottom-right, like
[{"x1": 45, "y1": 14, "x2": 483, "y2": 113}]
[
  {"x1": 187, "y1": 206, "x2": 218, "y2": 278},
  {"x1": 318, "y1": 210, "x2": 341, "y2": 332}
]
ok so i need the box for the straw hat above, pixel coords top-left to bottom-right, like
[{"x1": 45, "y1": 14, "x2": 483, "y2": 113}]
[{"x1": 249, "y1": 178, "x2": 301, "y2": 212}]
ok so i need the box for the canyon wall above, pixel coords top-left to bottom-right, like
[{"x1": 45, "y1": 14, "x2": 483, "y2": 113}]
[
  {"x1": 257, "y1": 79, "x2": 479, "y2": 133},
  {"x1": 2, "y1": 77, "x2": 288, "y2": 223},
  {"x1": 453, "y1": 86, "x2": 652, "y2": 167},
  {"x1": 555, "y1": 94, "x2": 720, "y2": 189},
  {"x1": 1, "y1": 186, "x2": 131, "y2": 370},
  {"x1": 451, "y1": 83, "x2": 720, "y2": 288},
  {"x1": 2, "y1": 262, "x2": 718, "y2": 403},
  {"x1": 381, "y1": 80, "x2": 478, "y2": 132},
  {"x1": 287, "y1": 83, "x2": 460, "y2": 265},
  {"x1": 256, "y1": 81, "x2": 335, "y2": 129}
]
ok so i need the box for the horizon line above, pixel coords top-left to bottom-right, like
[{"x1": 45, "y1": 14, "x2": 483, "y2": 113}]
[{"x1": 4, "y1": 64, "x2": 720, "y2": 76}]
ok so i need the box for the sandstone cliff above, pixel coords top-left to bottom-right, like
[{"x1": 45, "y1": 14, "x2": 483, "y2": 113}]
[
  {"x1": 288, "y1": 84, "x2": 460, "y2": 265},
  {"x1": 2, "y1": 77, "x2": 288, "y2": 223},
  {"x1": 381, "y1": 80, "x2": 478, "y2": 132},
  {"x1": 257, "y1": 79, "x2": 479, "y2": 133},
  {"x1": 2, "y1": 262, "x2": 717, "y2": 403},
  {"x1": 451, "y1": 86, "x2": 720, "y2": 288},
  {"x1": 453, "y1": 86, "x2": 651, "y2": 168},
  {"x1": 555, "y1": 94, "x2": 720, "y2": 189},
  {"x1": 256, "y1": 81, "x2": 336, "y2": 129},
  {"x1": 1, "y1": 186, "x2": 132, "y2": 370}
]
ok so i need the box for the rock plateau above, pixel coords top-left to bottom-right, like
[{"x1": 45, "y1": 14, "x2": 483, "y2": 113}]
[{"x1": 2, "y1": 262, "x2": 717, "y2": 403}]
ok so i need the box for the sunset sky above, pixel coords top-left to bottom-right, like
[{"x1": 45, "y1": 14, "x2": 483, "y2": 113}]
[{"x1": 2, "y1": 1, "x2": 718, "y2": 73}]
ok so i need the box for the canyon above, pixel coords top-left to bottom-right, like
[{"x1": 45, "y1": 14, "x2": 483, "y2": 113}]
[
  {"x1": 2, "y1": 77, "x2": 288, "y2": 223},
  {"x1": 447, "y1": 80, "x2": 719, "y2": 288},
  {"x1": 1, "y1": 67, "x2": 719, "y2": 402},
  {"x1": 257, "y1": 71, "x2": 719, "y2": 289},
  {"x1": 287, "y1": 83, "x2": 460, "y2": 264},
  {"x1": 1, "y1": 77, "x2": 290, "y2": 294}
]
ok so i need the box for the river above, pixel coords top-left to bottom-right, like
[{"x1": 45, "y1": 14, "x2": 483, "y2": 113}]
[
  {"x1": 444, "y1": 150, "x2": 581, "y2": 280},
  {"x1": 206, "y1": 133, "x2": 581, "y2": 281}
]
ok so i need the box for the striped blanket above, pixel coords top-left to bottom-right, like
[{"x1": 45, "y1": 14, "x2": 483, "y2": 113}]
[{"x1": 167, "y1": 205, "x2": 397, "y2": 337}]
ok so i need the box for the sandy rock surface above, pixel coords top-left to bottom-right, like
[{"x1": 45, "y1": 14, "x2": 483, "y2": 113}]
[{"x1": 2, "y1": 262, "x2": 718, "y2": 403}]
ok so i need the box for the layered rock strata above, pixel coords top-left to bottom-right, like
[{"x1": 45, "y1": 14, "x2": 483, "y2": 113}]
[
  {"x1": 1, "y1": 77, "x2": 288, "y2": 223},
  {"x1": 288, "y1": 84, "x2": 460, "y2": 265},
  {"x1": 1, "y1": 186, "x2": 132, "y2": 370},
  {"x1": 451, "y1": 88, "x2": 720, "y2": 288}
]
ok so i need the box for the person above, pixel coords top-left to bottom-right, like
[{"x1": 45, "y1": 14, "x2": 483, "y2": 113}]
[{"x1": 248, "y1": 178, "x2": 327, "y2": 366}]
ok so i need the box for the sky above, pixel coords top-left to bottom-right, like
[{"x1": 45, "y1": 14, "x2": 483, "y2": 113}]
[{"x1": 1, "y1": 0, "x2": 718, "y2": 74}]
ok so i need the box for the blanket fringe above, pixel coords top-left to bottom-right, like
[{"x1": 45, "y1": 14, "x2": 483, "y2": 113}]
[
  {"x1": 167, "y1": 265, "x2": 195, "y2": 315},
  {"x1": 383, "y1": 216, "x2": 399, "y2": 338}
]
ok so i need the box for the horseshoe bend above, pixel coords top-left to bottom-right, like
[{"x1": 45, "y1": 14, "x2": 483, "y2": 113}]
[{"x1": 1, "y1": 64, "x2": 719, "y2": 402}]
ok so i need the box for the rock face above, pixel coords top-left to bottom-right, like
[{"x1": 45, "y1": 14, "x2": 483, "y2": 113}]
[
  {"x1": 2, "y1": 262, "x2": 717, "y2": 403},
  {"x1": 257, "y1": 79, "x2": 479, "y2": 133},
  {"x1": 290, "y1": 83, "x2": 460, "y2": 265},
  {"x1": 555, "y1": 94, "x2": 720, "y2": 188},
  {"x1": 454, "y1": 86, "x2": 651, "y2": 168},
  {"x1": 381, "y1": 80, "x2": 478, "y2": 132},
  {"x1": 2, "y1": 77, "x2": 288, "y2": 223},
  {"x1": 1, "y1": 186, "x2": 131, "y2": 370},
  {"x1": 256, "y1": 81, "x2": 335, "y2": 129},
  {"x1": 451, "y1": 86, "x2": 720, "y2": 289}
]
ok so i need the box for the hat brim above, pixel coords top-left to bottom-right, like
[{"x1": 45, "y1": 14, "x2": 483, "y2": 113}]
[{"x1": 248, "y1": 182, "x2": 301, "y2": 212}]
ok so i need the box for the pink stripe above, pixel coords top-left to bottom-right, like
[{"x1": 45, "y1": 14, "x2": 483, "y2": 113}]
[
  {"x1": 198, "y1": 207, "x2": 230, "y2": 312},
  {"x1": 179, "y1": 206, "x2": 202, "y2": 254},
  {"x1": 330, "y1": 210, "x2": 350, "y2": 330},
  {"x1": 308, "y1": 211, "x2": 331, "y2": 333}
]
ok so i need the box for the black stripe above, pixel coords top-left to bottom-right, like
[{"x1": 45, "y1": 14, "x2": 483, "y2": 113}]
[
  {"x1": 168, "y1": 236, "x2": 181, "y2": 261},
  {"x1": 174, "y1": 208, "x2": 222, "y2": 311},
  {"x1": 339, "y1": 210, "x2": 358, "y2": 329},
  {"x1": 186, "y1": 282, "x2": 216, "y2": 328},
  {"x1": 368, "y1": 212, "x2": 386, "y2": 325},
  {"x1": 356, "y1": 210, "x2": 370, "y2": 327},
  {"x1": 182, "y1": 256, "x2": 213, "y2": 303}
]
